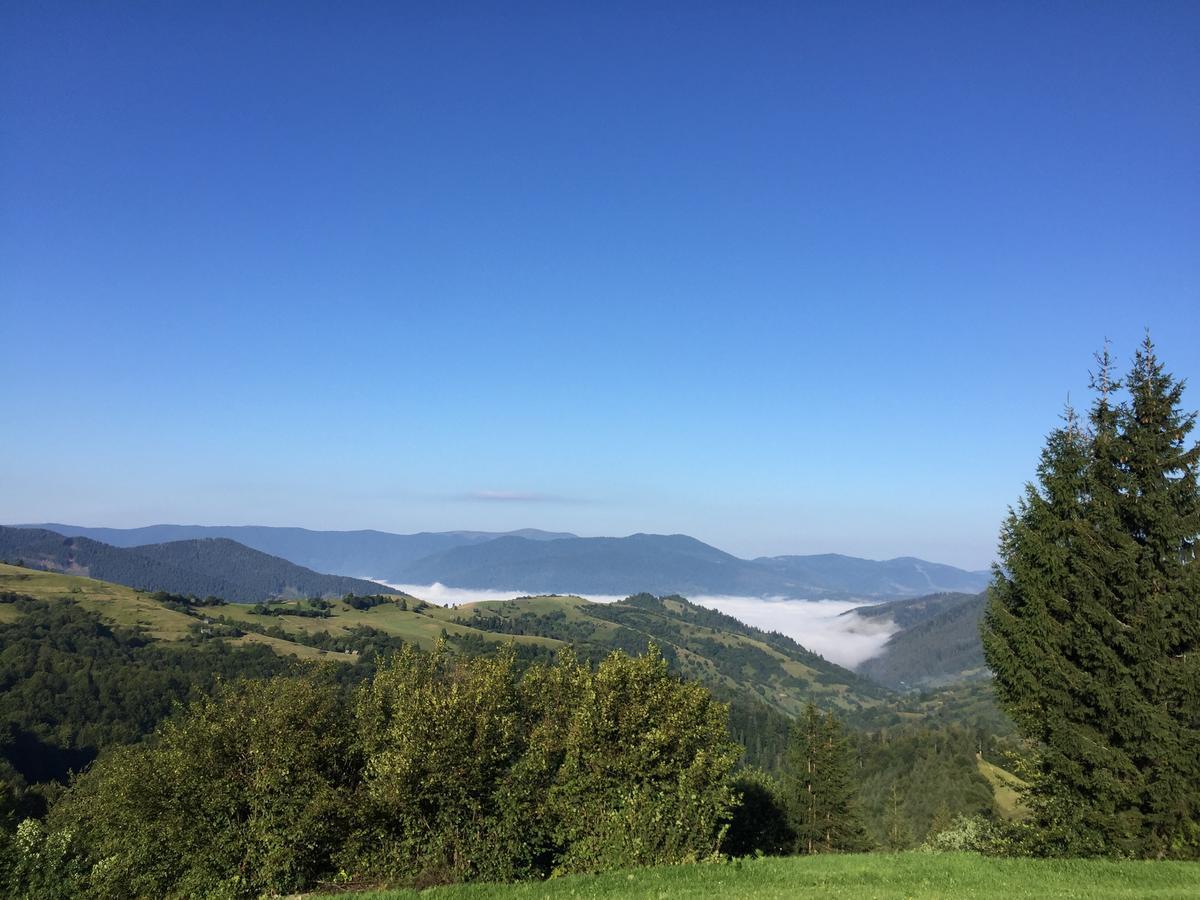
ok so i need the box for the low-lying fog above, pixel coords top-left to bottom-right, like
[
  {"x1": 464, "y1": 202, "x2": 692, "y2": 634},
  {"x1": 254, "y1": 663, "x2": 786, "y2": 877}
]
[{"x1": 377, "y1": 582, "x2": 899, "y2": 670}]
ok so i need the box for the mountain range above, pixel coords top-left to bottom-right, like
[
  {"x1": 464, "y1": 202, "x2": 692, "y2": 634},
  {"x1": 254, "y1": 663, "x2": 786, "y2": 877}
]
[
  {"x1": 22, "y1": 523, "x2": 991, "y2": 600},
  {"x1": 0, "y1": 527, "x2": 393, "y2": 603}
]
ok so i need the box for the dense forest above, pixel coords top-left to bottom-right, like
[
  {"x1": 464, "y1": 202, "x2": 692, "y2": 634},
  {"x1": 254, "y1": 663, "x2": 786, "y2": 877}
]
[{"x1": 857, "y1": 593, "x2": 989, "y2": 690}]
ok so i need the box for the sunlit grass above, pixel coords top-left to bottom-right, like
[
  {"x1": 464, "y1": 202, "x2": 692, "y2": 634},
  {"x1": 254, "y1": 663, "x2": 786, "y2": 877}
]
[{"x1": 311, "y1": 852, "x2": 1200, "y2": 900}]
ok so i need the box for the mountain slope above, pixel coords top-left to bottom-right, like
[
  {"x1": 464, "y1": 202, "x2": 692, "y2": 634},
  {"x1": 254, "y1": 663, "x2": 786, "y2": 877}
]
[
  {"x1": 0, "y1": 562, "x2": 886, "y2": 716},
  {"x1": 0, "y1": 527, "x2": 395, "y2": 602},
  {"x1": 12, "y1": 524, "x2": 992, "y2": 599},
  {"x1": 855, "y1": 592, "x2": 990, "y2": 690},
  {"x1": 21, "y1": 523, "x2": 576, "y2": 579},
  {"x1": 396, "y1": 534, "x2": 991, "y2": 598},
  {"x1": 757, "y1": 555, "x2": 990, "y2": 598},
  {"x1": 848, "y1": 591, "x2": 983, "y2": 629},
  {"x1": 451, "y1": 591, "x2": 888, "y2": 714},
  {"x1": 396, "y1": 533, "x2": 775, "y2": 595}
]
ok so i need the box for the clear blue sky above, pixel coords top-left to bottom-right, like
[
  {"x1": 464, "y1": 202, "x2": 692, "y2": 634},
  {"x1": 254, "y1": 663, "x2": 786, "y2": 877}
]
[{"x1": 2, "y1": 2, "x2": 1197, "y2": 569}]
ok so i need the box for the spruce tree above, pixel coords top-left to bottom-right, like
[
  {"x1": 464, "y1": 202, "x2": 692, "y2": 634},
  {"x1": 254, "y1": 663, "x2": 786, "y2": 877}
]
[
  {"x1": 1111, "y1": 337, "x2": 1200, "y2": 855},
  {"x1": 983, "y1": 337, "x2": 1200, "y2": 857},
  {"x1": 783, "y1": 703, "x2": 866, "y2": 853}
]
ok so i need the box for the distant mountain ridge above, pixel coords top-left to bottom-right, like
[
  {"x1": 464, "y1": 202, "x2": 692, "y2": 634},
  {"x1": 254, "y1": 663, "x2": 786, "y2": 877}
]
[
  {"x1": 393, "y1": 533, "x2": 990, "y2": 599},
  {"x1": 22, "y1": 523, "x2": 576, "y2": 580},
  {"x1": 16, "y1": 524, "x2": 991, "y2": 600},
  {"x1": 0, "y1": 526, "x2": 395, "y2": 602}
]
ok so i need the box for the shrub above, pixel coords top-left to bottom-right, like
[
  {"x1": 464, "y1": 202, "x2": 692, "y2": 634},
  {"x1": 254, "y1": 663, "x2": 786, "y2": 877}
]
[{"x1": 51, "y1": 674, "x2": 357, "y2": 899}]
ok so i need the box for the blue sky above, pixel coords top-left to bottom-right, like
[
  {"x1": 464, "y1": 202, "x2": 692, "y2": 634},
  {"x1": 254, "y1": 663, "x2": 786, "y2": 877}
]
[{"x1": 2, "y1": 2, "x2": 1197, "y2": 569}]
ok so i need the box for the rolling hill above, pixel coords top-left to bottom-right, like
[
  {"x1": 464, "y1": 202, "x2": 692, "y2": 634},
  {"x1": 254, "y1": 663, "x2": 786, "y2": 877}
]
[
  {"x1": 0, "y1": 562, "x2": 886, "y2": 716},
  {"x1": 0, "y1": 527, "x2": 396, "y2": 602}
]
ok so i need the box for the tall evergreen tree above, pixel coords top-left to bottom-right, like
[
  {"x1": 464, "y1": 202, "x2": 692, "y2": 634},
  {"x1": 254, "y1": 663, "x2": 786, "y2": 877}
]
[
  {"x1": 783, "y1": 704, "x2": 866, "y2": 853},
  {"x1": 983, "y1": 338, "x2": 1200, "y2": 858},
  {"x1": 1112, "y1": 337, "x2": 1200, "y2": 855}
]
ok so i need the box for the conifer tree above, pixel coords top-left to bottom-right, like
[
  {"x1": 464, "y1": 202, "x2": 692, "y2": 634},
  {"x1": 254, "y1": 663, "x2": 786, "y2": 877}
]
[
  {"x1": 783, "y1": 704, "x2": 867, "y2": 853},
  {"x1": 983, "y1": 337, "x2": 1200, "y2": 858}
]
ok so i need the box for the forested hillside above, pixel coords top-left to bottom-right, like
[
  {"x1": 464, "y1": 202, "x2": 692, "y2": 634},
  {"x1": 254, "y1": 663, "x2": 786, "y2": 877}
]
[
  {"x1": 850, "y1": 591, "x2": 983, "y2": 629},
  {"x1": 857, "y1": 593, "x2": 989, "y2": 690}
]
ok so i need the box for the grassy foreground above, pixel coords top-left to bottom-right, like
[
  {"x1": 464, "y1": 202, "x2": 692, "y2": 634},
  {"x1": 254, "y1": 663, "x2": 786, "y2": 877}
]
[{"x1": 310, "y1": 853, "x2": 1199, "y2": 899}]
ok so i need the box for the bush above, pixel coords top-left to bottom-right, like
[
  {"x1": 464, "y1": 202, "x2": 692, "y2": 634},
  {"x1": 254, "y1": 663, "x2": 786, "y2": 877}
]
[
  {"x1": 51, "y1": 674, "x2": 358, "y2": 899},
  {"x1": 350, "y1": 644, "x2": 534, "y2": 884},
  {"x1": 41, "y1": 644, "x2": 741, "y2": 894},
  {"x1": 545, "y1": 648, "x2": 739, "y2": 874},
  {"x1": 920, "y1": 814, "x2": 1028, "y2": 856}
]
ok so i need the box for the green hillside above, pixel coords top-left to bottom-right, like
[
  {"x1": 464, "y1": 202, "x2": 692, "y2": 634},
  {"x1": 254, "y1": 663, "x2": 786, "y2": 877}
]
[
  {"x1": 451, "y1": 591, "x2": 888, "y2": 715},
  {"x1": 0, "y1": 567, "x2": 884, "y2": 714},
  {"x1": 0, "y1": 564, "x2": 552, "y2": 661},
  {"x1": 977, "y1": 755, "x2": 1030, "y2": 821},
  {"x1": 858, "y1": 593, "x2": 989, "y2": 690},
  {"x1": 1, "y1": 565, "x2": 1024, "y2": 853},
  {"x1": 0, "y1": 563, "x2": 338, "y2": 661}
]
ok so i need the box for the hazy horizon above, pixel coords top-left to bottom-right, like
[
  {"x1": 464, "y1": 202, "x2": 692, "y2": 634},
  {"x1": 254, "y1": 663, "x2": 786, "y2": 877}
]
[{"x1": 7, "y1": 518, "x2": 993, "y2": 571}]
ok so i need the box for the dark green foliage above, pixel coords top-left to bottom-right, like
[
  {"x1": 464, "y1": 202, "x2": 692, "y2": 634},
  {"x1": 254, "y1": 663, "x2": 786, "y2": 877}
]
[
  {"x1": 342, "y1": 593, "x2": 405, "y2": 611},
  {"x1": 848, "y1": 678, "x2": 1017, "y2": 737},
  {"x1": 854, "y1": 724, "x2": 998, "y2": 849},
  {"x1": 351, "y1": 645, "x2": 738, "y2": 881},
  {"x1": 726, "y1": 696, "x2": 794, "y2": 772},
  {"x1": 544, "y1": 647, "x2": 739, "y2": 874},
  {"x1": 51, "y1": 674, "x2": 359, "y2": 899},
  {"x1": 351, "y1": 645, "x2": 538, "y2": 884},
  {"x1": 783, "y1": 705, "x2": 867, "y2": 854},
  {"x1": 722, "y1": 768, "x2": 795, "y2": 857},
  {"x1": 984, "y1": 338, "x2": 1200, "y2": 858},
  {"x1": 249, "y1": 601, "x2": 331, "y2": 618},
  {"x1": 39, "y1": 644, "x2": 739, "y2": 896},
  {"x1": 149, "y1": 591, "x2": 227, "y2": 611},
  {"x1": 0, "y1": 596, "x2": 291, "y2": 788}
]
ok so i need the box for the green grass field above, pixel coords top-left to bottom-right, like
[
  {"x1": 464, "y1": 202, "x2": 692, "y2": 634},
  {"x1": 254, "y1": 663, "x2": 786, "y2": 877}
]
[
  {"x1": 311, "y1": 853, "x2": 1199, "y2": 900},
  {"x1": 0, "y1": 562, "x2": 201, "y2": 639}
]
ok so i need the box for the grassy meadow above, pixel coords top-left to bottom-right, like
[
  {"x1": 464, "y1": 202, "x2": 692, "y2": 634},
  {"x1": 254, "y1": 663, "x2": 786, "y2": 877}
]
[
  {"x1": 311, "y1": 853, "x2": 1199, "y2": 900},
  {"x1": 0, "y1": 563, "x2": 556, "y2": 660}
]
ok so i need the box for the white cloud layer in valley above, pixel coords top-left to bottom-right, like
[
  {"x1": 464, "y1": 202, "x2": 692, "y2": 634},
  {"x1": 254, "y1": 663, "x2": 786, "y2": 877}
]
[{"x1": 378, "y1": 582, "x2": 899, "y2": 670}]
